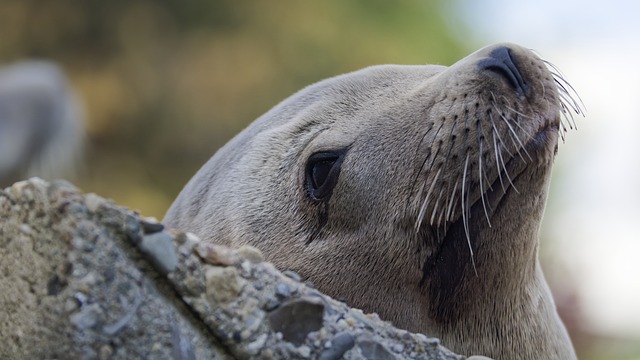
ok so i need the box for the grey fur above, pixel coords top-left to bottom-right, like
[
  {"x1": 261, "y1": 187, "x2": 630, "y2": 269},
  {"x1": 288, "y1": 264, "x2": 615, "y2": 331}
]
[{"x1": 165, "y1": 43, "x2": 578, "y2": 359}]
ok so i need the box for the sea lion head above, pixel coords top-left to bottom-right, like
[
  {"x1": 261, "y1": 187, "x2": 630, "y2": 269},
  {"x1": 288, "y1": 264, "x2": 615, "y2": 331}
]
[{"x1": 164, "y1": 43, "x2": 581, "y2": 358}]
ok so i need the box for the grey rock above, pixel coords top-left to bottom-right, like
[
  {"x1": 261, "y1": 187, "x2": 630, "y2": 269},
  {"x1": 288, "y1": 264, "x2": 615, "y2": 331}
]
[
  {"x1": 0, "y1": 178, "x2": 469, "y2": 360},
  {"x1": 358, "y1": 339, "x2": 398, "y2": 360},
  {"x1": 69, "y1": 303, "x2": 102, "y2": 330},
  {"x1": 319, "y1": 331, "x2": 355, "y2": 360},
  {"x1": 267, "y1": 297, "x2": 325, "y2": 346},
  {"x1": 275, "y1": 282, "x2": 292, "y2": 299},
  {"x1": 282, "y1": 270, "x2": 302, "y2": 282},
  {"x1": 139, "y1": 231, "x2": 178, "y2": 274},
  {"x1": 140, "y1": 217, "x2": 164, "y2": 234}
]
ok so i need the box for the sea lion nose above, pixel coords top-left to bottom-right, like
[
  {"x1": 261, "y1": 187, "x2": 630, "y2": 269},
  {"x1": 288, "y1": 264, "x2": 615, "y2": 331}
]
[{"x1": 478, "y1": 46, "x2": 528, "y2": 97}]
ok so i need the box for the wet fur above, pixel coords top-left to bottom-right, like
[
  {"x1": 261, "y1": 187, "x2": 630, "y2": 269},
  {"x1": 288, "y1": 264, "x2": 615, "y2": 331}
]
[{"x1": 164, "y1": 43, "x2": 581, "y2": 359}]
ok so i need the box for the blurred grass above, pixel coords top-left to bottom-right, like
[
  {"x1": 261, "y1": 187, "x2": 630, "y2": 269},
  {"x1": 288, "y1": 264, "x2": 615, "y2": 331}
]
[{"x1": 0, "y1": 0, "x2": 466, "y2": 218}]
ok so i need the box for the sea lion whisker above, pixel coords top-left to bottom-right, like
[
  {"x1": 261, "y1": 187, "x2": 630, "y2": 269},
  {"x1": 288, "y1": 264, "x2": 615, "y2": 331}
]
[
  {"x1": 498, "y1": 111, "x2": 532, "y2": 162},
  {"x1": 410, "y1": 121, "x2": 444, "y2": 198},
  {"x1": 559, "y1": 103, "x2": 571, "y2": 127},
  {"x1": 410, "y1": 122, "x2": 436, "y2": 192},
  {"x1": 413, "y1": 179, "x2": 428, "y2": 212},
  {"x1": 562, "y1": 108, "x2": 575, "y2": 134},
  {"x1": 478, "y1": 141, "x2": 492, "y2": 227},
  {"x1": 495, "y1": 94, "x2": 533, "y2": 122},
  {"x1": 416, "y1": 167, "x2": 442, "y2": 230},
  {"x1": 492, "y1": 130, "x2": 507, "y2": 193},
  {"x1": 545, "y1": 60, "x2": 585, "y2": 132},
  {"x1": 558, "y1": 119, "x2": 567, "y2": 143},
  {"x1": 433, "y1": 121, "x2": 459, "y2": 224},
  {"x1": 558, "y1": 103, "x2": 572, "y2": 135},
  {"x1": 437, "y1": 201, "x2": 447, "y2": 228},
  {"x1": 546, "y1": 64, "x2": 585, "y2": 112},
  {"x1": 430, "y1": 187, "x2": 445, "y2": 225},
  {"x1": 488, "y1": 112, "x2": 514, "y2": 158},
  {"x1": 541, "y1": 59, "x2": 564, "y2": 74},
  {"x1": 539, "y1": 78, "x2": 546, "y2": 99},
  {"x1": 543, "y1": 60, "x2": 577, "y2": 93},
  {"x1": 461, "y1": 153, "x2": 478, "y2": 276},
  {"x1": 492, "y1": 92, "x2": 533, "y2": 121},
  {"x1": 497, "y1": 142, "x2": 519, "y2": 194},
  {"x1": 442, "y1": 120, "x2": 459, "y2": 172},
  {"x1": 557, "y1": 92, "x2": 581, "y2": 130},
  {"x1": 554, "y1": 79, "x2": 583, "y2": 118},
  {"x1": 504, "y1": 110, "x2": 530, "y2": 135},
  {"x1": 446, "y1": 178, "x2": 459, "y2": 222},
  {"x1": 476, "y1": 116, "x2": 494, "y2": 195}
]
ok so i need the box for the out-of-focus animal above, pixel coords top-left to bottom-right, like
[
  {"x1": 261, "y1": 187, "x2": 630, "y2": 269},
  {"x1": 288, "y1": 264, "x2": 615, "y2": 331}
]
[{"x1": 0, "y1": 61, "x2": 83, "y2": 187}]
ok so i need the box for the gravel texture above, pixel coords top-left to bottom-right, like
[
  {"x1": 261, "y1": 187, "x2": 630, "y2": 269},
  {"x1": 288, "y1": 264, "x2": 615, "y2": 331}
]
[{"x1": 0, "y1": 178, "x2": 480, "y2": 359}]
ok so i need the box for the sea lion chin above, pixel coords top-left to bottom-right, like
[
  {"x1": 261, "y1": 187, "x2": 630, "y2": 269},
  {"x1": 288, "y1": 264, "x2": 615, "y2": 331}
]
[{"x1": 164, "y1": 42, "x2": 582, "y2": 359}]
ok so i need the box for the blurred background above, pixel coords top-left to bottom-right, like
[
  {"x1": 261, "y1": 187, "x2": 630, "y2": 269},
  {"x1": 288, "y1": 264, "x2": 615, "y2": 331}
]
[{"x1": 0, "y1": 0, "x2": 636, "y2": 358}]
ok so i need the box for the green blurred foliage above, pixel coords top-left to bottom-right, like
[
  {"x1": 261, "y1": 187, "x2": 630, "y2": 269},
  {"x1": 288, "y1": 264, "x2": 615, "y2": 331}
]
[{"x1": 0, "y1": 0, "x2": 467, "y2": 218}]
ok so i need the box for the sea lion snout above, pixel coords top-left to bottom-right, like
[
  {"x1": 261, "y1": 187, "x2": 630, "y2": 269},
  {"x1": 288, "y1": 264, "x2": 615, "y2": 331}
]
[{"x1": 477, "y1": 46, "x2": 528, "y2": 98}]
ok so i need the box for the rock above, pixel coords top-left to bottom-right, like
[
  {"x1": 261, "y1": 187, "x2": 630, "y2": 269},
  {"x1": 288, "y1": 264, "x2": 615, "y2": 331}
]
[
  {"x1": 236, "y1": 245, "x2": 264, "y2": 264},
  {"x1": 204, "y1": 266, "x2": 244, "y2": 303},
  {"x1": 358, "y1": 339, "x2": 398, "y2": 360},
  {"x1": 195, "y1": 243, "x2": 239, "y2": 266},
  {"x1": 267, "y1": 297, "x2": 325, "y2": 346},
  {"x1": 139, "y1": 216, "x2": 164, "y2": 234},
  {"x1": 138, "y1": 231, "x2": 178, "y2": 274},
  {"x1": 275, "y1": 282, "x2": 292, "y2": 299},
  {"x1": 84, "y1": 193, "x2": 106, "y2": 213},
  {"x1": 318, "y1": 331, "x2": 355, "y2": 360},
  {"x1": 283, "y1": 270, "x2": 302, "y2": 282},
  {"x1": 0, "y1": 178, "x2": 470, "y2": 359}
]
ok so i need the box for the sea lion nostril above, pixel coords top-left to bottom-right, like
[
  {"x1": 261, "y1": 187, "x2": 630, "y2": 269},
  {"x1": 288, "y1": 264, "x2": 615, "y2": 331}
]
[{"x1": 478, "y1": 47, "x2": 528, "y2": 97}]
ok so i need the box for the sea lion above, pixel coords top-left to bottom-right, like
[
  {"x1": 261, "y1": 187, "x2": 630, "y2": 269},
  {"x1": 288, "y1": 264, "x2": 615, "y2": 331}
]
[
  {"x1": 164, "y1": 43, "x2": 582, "y2": 359},
  {"x1": 0, "y1": 61, "x2": 83, "y2": 187}
]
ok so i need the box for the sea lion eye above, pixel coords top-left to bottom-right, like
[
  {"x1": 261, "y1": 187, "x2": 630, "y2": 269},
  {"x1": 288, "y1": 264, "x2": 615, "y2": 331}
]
[{"x1": 305, "y1": 150, "x2": 346, "y2": 201}]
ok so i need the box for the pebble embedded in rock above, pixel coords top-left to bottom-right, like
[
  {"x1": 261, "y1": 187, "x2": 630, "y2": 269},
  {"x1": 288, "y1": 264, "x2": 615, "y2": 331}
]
[
  {"x1": 391, "y1": 343, "x2": 404, "y2": 353},
  {"x1": 139, "y1": 231, "x2": 178, "y2": 274},
  {"x1": 275, "y1": 282, "x2": 291, "y2": 299},
  {"x1": 236, "y1": 245, "x2": 264, "y2": 264},
  {"x1": 124, "y1": 214, "x2": 142, "y2": 244},
  {"x1": 264, "y1": 298, "x2": 282, "y2": 311},
  {"x1": 282, "y1": 270, "x2": 302, "y2": 282},
  {"x1": 84, "y1": 193, "x2": 106, "y2": 213},
  {"x1": 298, "y1": 345, "x2": 311, "y2": 358},
  {"x1": 318, "y1": 332, "x2": 355, "y2": 360},
  {"x1": 98, "y1": 344, "x2": 113, "y2": 360},
  {"x1": 267, "y1": 297, "x2": 324, "y2": 346},
  {"x1": 245, "y1": 333, "x2": 268, "y2": 355},
  {"x1": 195, "y1": 243, "x2": 239, "y2": 266},
  {"x1": 204, "y1": 266, "x2": 244, "y2": 303},
  {"x1": 140, "y1": 217, "x2": 164, "y2": 234},
  {"x1": 8, "y1": 179, "x2": 29, "y2": 199},
  {"x1": 69, "y1": 303, "x2": 102, "y2": 330},
  {"x1": 358, "y1": 339, "x2": 397, "y2": 360}
]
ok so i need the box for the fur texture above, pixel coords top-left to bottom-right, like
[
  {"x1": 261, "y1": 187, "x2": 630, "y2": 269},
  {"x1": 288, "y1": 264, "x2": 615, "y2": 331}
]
[{"x1": 164, "y1": 43, "x2": 579, "y2": 359}]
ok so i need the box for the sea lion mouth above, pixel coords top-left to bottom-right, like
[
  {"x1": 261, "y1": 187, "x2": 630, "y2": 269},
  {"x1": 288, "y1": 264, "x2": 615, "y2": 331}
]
[
  {"x1": 418, "y1": 122, "x2": 560, "y2": 287},
  {"x1": 481, "y1": 122, "x2": 559, "y2": 214}
]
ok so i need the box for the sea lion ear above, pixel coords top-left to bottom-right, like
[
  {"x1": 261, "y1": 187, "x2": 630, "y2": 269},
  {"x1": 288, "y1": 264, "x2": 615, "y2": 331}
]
[{"x1": 305, "y1": 149, "x2": 347, "y2": 201}]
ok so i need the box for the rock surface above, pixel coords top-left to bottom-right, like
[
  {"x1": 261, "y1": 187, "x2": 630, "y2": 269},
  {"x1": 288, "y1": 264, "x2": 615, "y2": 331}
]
[{"x1": 0, "y1": 178, "x2": 477, "y2": 359}]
